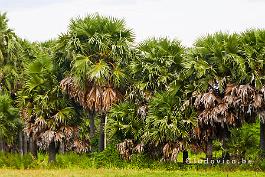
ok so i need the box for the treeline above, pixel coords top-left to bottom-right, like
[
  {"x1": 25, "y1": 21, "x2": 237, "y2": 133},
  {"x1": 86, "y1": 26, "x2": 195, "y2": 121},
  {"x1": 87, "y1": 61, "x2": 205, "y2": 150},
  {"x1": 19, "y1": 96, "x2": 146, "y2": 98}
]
[{"x1": 0, "y1": 12, "x2": 264, "y2": 164}]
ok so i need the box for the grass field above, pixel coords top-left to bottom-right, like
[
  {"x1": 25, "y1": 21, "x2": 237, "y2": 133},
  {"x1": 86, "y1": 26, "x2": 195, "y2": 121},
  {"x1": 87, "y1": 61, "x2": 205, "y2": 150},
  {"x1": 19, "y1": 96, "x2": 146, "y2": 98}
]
[{"x1": 0, "y1": 169, "x2": 264, "y2": 177}]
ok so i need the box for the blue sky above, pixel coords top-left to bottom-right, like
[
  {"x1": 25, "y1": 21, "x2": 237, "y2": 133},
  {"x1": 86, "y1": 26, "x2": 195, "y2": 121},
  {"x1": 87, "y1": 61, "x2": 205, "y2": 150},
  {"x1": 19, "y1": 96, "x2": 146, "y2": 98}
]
[{"x1": 1, "y1": 0, "x2": 265, "y2": 46}]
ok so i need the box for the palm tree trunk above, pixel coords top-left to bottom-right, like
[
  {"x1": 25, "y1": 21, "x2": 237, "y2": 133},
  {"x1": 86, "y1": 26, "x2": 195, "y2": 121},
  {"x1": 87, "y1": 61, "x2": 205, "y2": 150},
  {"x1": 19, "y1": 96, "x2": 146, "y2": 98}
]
[
  {"x1": 19, "y1": 131, "x2": 23, "y2": 156},
  {"x1": 89, "y1": 111, "x2": 95, "y2": 138},
  {"x1": 206, "y1": 139, "x2": 213, "y2": 160},
  {"x1": 59, "y1": 141, "x2": 65, "y2": 154},
  {"x1": 222, "y1": 128, "x2": 229, "y2": 159},
  {"x1": 23, "y1": 133, "x2": 28, "y2": 154},
  {"x1": 99, "y1": 114, "x2": 106, "y2": 151},
  {"x1": 183, "y1": 150, "x2": 189, "y2": 163},
  {"x1": 0, "y1": 137, "x2": 4, "y2": 153},
  {"x1": 260, "y1": 122, "x2": 265, "y2": 158},
  {"x1": 48, "y1": 140, "x2": 56, "y2": 163},
  {"x1": 29, "y1": 137, "x2": 38, "y2": 159}
]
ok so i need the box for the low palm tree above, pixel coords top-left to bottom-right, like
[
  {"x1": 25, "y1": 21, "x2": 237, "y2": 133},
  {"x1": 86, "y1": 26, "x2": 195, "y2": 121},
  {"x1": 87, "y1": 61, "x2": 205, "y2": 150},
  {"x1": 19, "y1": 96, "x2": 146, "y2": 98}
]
[
  {"x1": 18, "y1": 51, "x2": 88, "y2": 162},
  {"x1": 125, "y1": 38, "x2": 189, "y2": 161},
  {"x1": 142, "y1": 90, "x2": 196, "y2": 162},
  {"x1": 184, "y1": 31, "x2": 265, "y2": 159},
  {"x1": 107, "y1": 101, "x2": 144, "y2": 142}
]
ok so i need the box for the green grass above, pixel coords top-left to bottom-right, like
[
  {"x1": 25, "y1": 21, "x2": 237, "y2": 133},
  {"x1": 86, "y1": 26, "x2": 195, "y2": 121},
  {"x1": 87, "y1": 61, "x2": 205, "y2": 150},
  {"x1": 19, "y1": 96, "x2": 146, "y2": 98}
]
[{"x1": 0, "y1": 168, "x2": 264, "y2": 177}]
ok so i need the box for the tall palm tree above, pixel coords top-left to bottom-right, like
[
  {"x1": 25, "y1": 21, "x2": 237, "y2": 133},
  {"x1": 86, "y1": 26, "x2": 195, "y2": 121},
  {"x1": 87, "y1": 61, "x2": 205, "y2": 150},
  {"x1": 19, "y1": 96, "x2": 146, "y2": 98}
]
[
  {"x1": 0, "y1": 12, "x2": 26, "y2": 154},
  {"x1": 0, "y1": 12, "x2": 24, "y2": 95},
  {"x1": 58, "y1": 14, "x2": 135, "y2": 151},
  {"x1": 0, "y1": 94, "x2": 19, "y2": 152}
]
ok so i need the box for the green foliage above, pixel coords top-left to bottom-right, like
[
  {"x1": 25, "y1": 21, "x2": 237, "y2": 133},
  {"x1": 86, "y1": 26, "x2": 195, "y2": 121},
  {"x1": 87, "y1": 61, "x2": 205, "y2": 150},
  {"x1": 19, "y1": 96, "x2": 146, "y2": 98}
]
[
  {"x1": 226, "y1": 121, "x2": 259, "y2": 160},
  {"x1": 1, "y1": 150, "x2": 265, "y2": 171},
  {"x1": 0, "y1": 94, "x2": 20, "y2": 143},
  {"x1": 107, "y1": 101, "x2": 144, "y2": 141},
  {"x1": 143, "y1": 90, "x2": 196, "y2": 145},
  {"x1": 0, "y1": 153, "x2": 35, "y2": 169},
  {"x1": 1, "y1": 12, "x2": 265, "y2": 171},
  {"x1": 92, "y1": 145, "x2": 125, "y2": 168},
  {"x1": 130, "y1": 38, "x2": 184, "y2": 95},
  {"x1": 17, "y1": 48, "x2": 86, "y2": 151},
  {"x1": 240, "y1": 29, "x2": 265, "y2": 88},
  {"x1": 57, "y1": 14, "x2": 134, "y2": 89}
]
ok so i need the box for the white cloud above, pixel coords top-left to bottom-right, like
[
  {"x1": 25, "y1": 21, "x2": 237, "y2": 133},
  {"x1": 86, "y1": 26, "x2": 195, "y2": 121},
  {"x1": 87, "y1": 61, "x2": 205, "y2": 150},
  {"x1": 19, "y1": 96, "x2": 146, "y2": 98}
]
[{"x1": 3, "y1": 0, "x2": 265, "y2": 46}]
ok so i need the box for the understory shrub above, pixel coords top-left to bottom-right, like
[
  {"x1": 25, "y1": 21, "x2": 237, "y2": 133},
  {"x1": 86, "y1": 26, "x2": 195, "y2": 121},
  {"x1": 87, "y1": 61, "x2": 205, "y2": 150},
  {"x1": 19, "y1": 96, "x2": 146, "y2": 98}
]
[{"x1": 0, "y1": 146, "x2": 265, "y2": 171}]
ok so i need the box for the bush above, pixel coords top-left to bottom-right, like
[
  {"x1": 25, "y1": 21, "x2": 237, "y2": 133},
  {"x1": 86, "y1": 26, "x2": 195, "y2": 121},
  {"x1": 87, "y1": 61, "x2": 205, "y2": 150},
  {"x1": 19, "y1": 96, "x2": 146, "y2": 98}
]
[
  {"x1": 0, "y1": 153, "x2": 35, "y2": 169},
  {"x1": 0, "y1": 149, "x2": 265, "y2": 171},
  {"x1": 92, "y1": 144, "x2": 124, "y2": 168}
]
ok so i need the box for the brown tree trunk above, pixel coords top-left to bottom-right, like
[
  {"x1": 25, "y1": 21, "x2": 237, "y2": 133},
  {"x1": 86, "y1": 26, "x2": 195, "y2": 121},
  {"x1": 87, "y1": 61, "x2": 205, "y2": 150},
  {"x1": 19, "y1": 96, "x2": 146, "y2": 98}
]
[
  {"x1": 23, "y1": 133, "x2": 28, "y2": 154},
  {"x1": 48, "y1": 140, "x2": 56, "y2": 163},
  {"x1": 206, "y1": 139, "x2": 213, "y2": 160},
  {"x1": 19, "y1": 131, "x2": 23, "y2": 156},
  {"x1": 0, "y1": 137, "x2": 4, "y2": 153},
  {"x1": 183, "y1": 150, "x2": 189, "y2": 164},
  {"x1": 222, "y1": 128, "x2": 229, "y2": 159},
  {"x1": 59, "y1": 141, "x2": 65, "y2": 154},
  {"x1": 89, "y1": 111, "x2": 95, "y2": 138},
  {"x1": 29, "y1": 137, "x2": 38, "y2": 159},
  {"x1": 260, "y1": 122, "x2": 265, "y2": 158},
  {"x1": 99, "y1": 114, "x2": 106, "y2": 151}
]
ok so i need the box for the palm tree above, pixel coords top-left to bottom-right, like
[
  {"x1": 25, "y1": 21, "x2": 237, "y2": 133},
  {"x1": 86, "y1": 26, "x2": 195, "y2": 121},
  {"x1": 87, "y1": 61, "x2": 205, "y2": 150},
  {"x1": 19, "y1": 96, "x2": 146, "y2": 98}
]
[
  {"x1": 129, "y1": 38, "x2": 184, "y2": 99},
  {"x1": 0, "y1": 12, "x2": 27, "y2": 154},
  {"x1": 142, "y1": 90, "x2": 196, "y2": 162},
  {"x1": 0, "y1": 94, "x2": 20, "y2": 152},
  {"x1": 58, "y1": 14, "x2": 135, "y2": 151},
  {"x1": 240, "y1": 29, "x2": 265, "y2": 158},
  {"x1": 107, "y1": 101, "x2": 144, "y2": 142},
  {"x1": 126, "y1": 38, "x2": 191, "y2": 162},
  {"x1": 0, "y1": 12, "x2": 24, "y2": 95},
  {"x1": 18, "y1": 50, "x2": 89, "y2": 162},
  {"x1": 107, "y1": 101, "x2": 145, "y2": 160},
  {"x1": 183, "y1": 32, "x2": 239, "y2": 159},
  {"x1": 184, "y1": 31, "x2": 265, "y2": 159}
]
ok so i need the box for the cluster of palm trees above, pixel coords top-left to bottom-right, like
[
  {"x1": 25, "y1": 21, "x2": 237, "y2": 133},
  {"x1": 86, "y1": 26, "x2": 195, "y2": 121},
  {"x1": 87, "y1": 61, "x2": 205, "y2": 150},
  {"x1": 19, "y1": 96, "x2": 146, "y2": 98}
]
[{"x1": 1, "y1": 12, "x2": 265, "y2": 163}]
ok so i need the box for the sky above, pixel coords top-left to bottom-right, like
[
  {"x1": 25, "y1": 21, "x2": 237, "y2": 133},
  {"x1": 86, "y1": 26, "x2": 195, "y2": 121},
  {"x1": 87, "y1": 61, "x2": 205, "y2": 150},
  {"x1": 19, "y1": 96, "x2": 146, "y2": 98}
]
[{"x1": 1, "y1": 0, "x2": 265, "y2": 46}]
